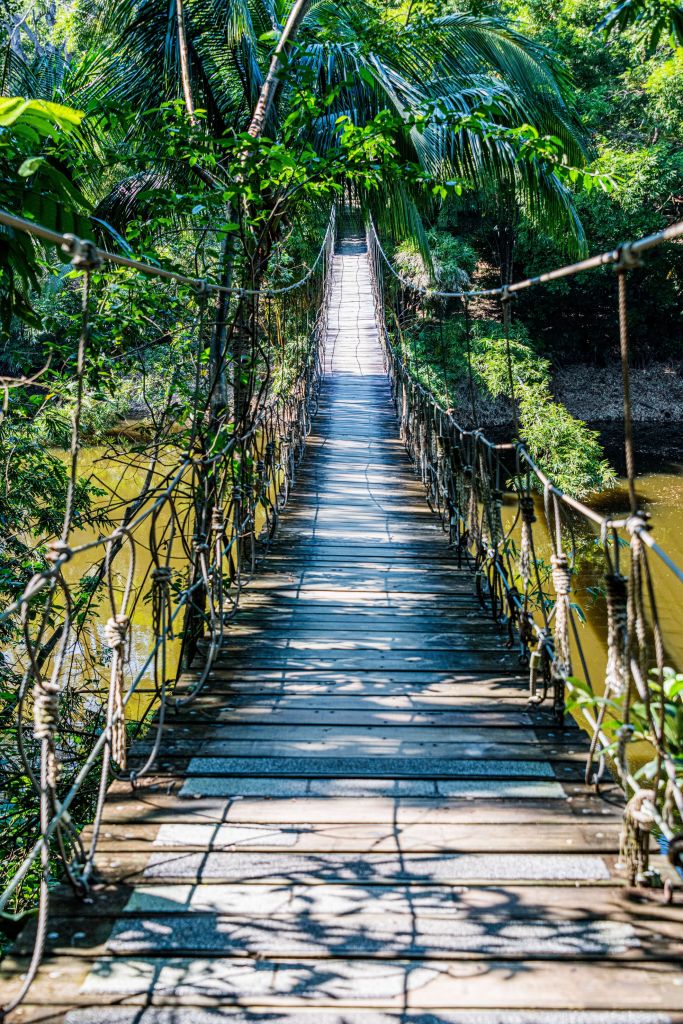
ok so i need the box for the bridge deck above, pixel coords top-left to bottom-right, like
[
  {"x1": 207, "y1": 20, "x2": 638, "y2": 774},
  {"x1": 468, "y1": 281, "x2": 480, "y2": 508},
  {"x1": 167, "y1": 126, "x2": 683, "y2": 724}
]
[{"x1": 4, "y1": 239, "x2": 683, "y2": 1023}]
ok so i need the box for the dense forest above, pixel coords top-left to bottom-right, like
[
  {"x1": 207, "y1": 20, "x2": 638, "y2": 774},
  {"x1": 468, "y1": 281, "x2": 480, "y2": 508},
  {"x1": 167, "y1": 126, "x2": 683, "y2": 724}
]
[
  {"x1": 1, "y1": 0, "x2": 682, "y2": 946},
  {"x1": 1, "y1": 0, "x2": 681, "y2": 505}
]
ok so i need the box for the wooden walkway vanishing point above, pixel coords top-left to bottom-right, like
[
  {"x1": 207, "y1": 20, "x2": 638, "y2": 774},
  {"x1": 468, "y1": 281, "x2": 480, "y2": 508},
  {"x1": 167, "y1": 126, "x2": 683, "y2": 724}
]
[{"x1": 4, "y1": 237, "x2": 683, "y2": 1023}]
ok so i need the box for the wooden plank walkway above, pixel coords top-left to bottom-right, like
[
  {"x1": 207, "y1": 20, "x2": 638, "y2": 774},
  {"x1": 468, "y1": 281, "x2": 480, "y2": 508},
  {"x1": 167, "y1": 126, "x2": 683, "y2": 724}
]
[{"x1": 4, "y1": 238, "x2": 683, "y2": 1023}]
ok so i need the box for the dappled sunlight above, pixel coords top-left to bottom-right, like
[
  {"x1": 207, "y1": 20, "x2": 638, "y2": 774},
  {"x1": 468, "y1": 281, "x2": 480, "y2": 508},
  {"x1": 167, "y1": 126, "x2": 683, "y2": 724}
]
[{"x1": 5, "y1": 236, "x2": 682, "y2": 1024}]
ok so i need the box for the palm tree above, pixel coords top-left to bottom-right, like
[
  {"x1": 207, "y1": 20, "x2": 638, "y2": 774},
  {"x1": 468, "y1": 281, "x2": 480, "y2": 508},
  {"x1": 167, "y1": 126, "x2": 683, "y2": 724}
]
[{"x1": 75, "y1": 0, "x2": 589, "y2": 258}]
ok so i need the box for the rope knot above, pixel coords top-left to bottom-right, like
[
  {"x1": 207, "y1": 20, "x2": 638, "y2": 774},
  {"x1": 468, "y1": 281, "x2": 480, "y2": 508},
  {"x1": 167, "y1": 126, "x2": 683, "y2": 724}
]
[
  {"x1": 211, "y1": 506, "x2": 225, "y2": 533},
  {"x1": 61, "y1": 234, "x2": 101, "y2": 270},
  {"x1": 45, "y1": 538, "x2": 72, "y2": 564},
  {"x1": 615, "y1": 243, "x2": 643, "y2": 273},
  {"x1": 626, "y1": 789, "x2": 655, "y2": 831},
  {"x1": 151, "y1": 565, "x2": 172, "y2": 638},
  {"x1": 105, "y1": 616, "x2": 129, "y2": 769},
  {"x1": 151, "y1": 565, "x2": 172, "y2": 585},
  {"x1": 519, "y1": 609, "x2": 534, "y2": 647},
  {"x1": 105, "y1": 615, "x2": 129, "y2": 650},
  {"x1": 33, "y1": 685, "x2": 59, "y2": 741},
  {"x1": 625, "y1": 511, "x2": 650, "y2": 536},
  {"x1": 33, "y1": 684, "x2": 61, "y2": 787},
  {"x1": 551, "y1": 553, "x2": 572, "y2": 596},
  {"x1": 616, "y1": 722, "x2": 634, "y2": 766},
  {"x1": 620, "y1": 788, "x2": 657, "y2": 885}
]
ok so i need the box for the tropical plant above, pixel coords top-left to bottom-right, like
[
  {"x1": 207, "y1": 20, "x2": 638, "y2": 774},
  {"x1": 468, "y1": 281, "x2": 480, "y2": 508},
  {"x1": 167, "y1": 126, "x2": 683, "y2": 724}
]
[{"x1": 66, "y1": 0, "x2": 592, "y2": 257}]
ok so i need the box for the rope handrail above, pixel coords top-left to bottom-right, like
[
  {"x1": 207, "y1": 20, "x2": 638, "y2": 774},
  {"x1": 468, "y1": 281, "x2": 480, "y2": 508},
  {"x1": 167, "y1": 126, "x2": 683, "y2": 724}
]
[
  {"x1": 402, "y1": 372, "x2": 683, "y2": 586},
  {"x1": 368, "y1": 217, "x2": 683, "y2": 299},
  {"x1": 0, "y1": 206, "x2": 335, "y2": 296},
  {"x1": 365, "y1": 215, "x2": 683, "y2": 888},
  {"x1": 0, "y1": 201, "x2": 337, "y2": 1017}
]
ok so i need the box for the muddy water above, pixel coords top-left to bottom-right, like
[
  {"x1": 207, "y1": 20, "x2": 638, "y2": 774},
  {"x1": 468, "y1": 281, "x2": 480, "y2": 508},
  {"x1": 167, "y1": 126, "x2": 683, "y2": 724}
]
[
  {"x1": 571, "y1": 424, "x2": 683, "y2": 686},
  {"x1": 61, "y1": 448, "x2": 187, "y2": 723},
  {"x1": 574, "y1": 467, "x2": 683, "y2": 687}
]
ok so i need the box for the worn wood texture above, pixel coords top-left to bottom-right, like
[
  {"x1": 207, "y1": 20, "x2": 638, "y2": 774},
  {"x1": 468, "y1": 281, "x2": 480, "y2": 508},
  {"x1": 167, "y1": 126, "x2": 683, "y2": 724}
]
[{"x1": 3, "y1": 238, "x2": 683, "y2": 1024}]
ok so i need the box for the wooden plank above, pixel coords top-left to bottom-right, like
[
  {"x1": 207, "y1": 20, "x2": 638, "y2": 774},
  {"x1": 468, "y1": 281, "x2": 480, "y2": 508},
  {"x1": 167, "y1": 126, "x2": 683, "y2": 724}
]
[
  {"x1": 89, "y1": 820, "x2": 623, "y2": 854},
  {"x1": 14, "y1": 911, "x2": 682, "y2": 963},
  {"x1": 131, "y1": 740, "x2": 586, "y2": 762},
  {"x1": 133, "y1": 723, "x2": 574, "y2": 743},
  {"x1": 100, "y1": 792, "x2": 624, "y2": 826},
  {"x1": 5, "y1": 955, "x2": 683, "y2": 1011}
]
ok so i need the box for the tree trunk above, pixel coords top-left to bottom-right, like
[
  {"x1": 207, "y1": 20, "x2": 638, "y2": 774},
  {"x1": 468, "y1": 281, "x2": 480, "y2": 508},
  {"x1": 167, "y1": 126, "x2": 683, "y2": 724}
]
[
  {"x1": 176, "y1": 0, "x2": 197, "y2": 125},
  {"x1": 246, "y1": 0, "x2": 312, "y2": 139}
]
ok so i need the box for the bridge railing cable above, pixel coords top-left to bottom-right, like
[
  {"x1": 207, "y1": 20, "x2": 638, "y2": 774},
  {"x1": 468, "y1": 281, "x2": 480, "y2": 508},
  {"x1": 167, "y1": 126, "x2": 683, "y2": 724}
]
[
  {"x1": 366, "y1": 215, "x2": 683, "y2": 891},
  {"x1": 0, "y1": 205, "x2": 337, "y2": 1017}
]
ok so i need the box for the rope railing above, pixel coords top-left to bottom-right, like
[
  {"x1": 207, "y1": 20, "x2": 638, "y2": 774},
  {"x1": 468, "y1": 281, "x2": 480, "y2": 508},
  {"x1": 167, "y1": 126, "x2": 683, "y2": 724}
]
[
  {"x1": 0, "y1": 206, "x2": 337, "y2": 1016},
  {"x1": 366, "y1": 215, "x2": 683, "y2": 893},
  {"x1": 367, "y1": 217, "x2": 683, "y2": 299},
  {"x1": 0, "y1": 208, "x2": 334, "y2": 297}
]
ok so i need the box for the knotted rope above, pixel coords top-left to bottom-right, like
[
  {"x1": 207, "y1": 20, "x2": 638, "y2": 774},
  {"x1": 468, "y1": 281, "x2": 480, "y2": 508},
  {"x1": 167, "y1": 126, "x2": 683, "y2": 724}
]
[
  {"x1": 550, "y1": 553, "x2": 572, "y2": 677},
  {"x1": 605, "y1": 572, "x2": 628, "y2": 696},
  {"x1": 620, "y1": 788, "x2": 656, "y2": 886},
  {"x1": 104, "y1": 615, "x2": 130, "y2": 769},
  {"x1": 549, "y1": 553, "x2": 572, "y2": 723},
  {"x1": 32, "y1": 685, "x2": 60, "y2": 789}
]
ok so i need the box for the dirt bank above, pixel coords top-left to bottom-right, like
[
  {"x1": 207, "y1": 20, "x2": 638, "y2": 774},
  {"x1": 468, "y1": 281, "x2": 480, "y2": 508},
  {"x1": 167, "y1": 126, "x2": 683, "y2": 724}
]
[{"x1": 553, "y1": 361, "x2": 683, "y2": 423}]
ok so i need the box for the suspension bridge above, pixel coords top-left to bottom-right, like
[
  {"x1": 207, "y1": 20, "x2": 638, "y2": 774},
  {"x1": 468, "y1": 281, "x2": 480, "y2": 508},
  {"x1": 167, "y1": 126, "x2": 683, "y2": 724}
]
[{"x1": 1, "y1": 209, "x2": 683, "y2": 1022}]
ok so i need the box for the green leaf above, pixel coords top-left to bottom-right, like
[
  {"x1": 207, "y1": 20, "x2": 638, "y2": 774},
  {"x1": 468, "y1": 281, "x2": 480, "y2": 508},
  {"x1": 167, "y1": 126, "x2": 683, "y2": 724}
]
[
  {"x1": 0, "y1": 97, "x2": 84, "y2": 131},
  {"x1": 18, "y1": 156, "x2": 45, "y2": 177}
]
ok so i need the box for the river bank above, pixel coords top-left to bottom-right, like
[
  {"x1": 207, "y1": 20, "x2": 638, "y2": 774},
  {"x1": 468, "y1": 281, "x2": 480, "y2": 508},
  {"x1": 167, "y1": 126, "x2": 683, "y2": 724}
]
[
  {"x1": 446, "y1": 360, "x2": 683, "y2": 434},
  {"x1": 554, "y1": 360, "x2": 683, "y2": 424}
]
